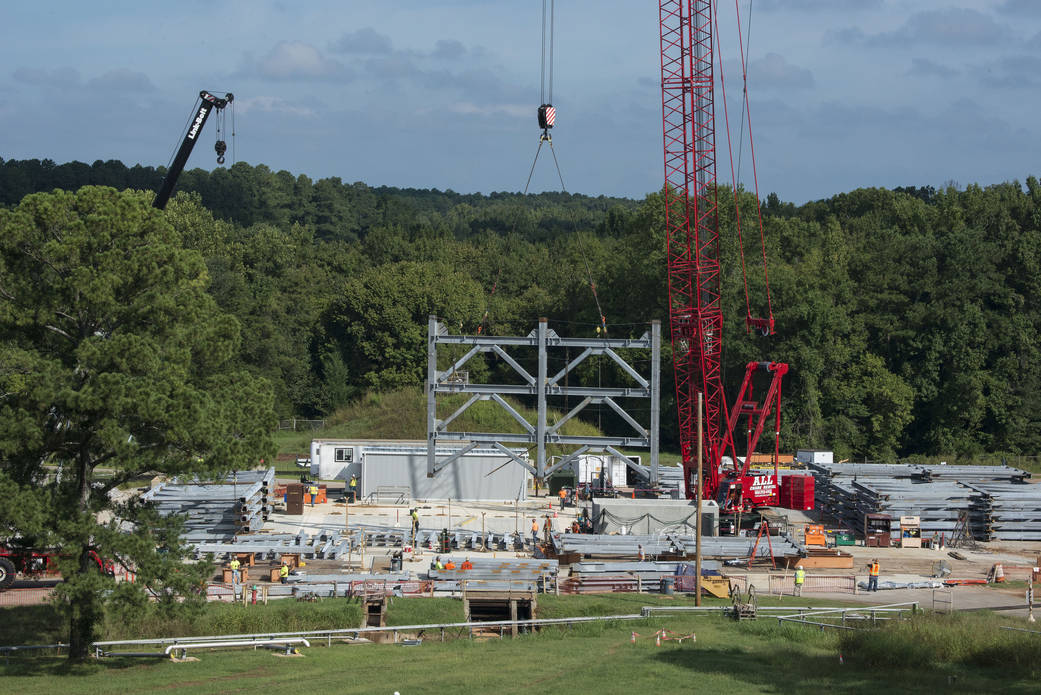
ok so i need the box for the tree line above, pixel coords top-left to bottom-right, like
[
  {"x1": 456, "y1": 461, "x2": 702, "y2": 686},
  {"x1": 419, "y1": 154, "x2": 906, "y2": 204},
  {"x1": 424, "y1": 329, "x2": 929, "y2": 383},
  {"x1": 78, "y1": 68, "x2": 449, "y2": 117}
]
[{"x1": 4, "y1": 157, "x2": 1041, "y2": 463}]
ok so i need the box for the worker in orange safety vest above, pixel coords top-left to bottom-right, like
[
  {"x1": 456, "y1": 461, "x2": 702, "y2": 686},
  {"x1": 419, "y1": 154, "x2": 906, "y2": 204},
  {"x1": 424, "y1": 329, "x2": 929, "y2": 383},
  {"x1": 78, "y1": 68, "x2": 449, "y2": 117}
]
[{"x1": 868, "y1": 559, "x2": 880, "y2": 592}]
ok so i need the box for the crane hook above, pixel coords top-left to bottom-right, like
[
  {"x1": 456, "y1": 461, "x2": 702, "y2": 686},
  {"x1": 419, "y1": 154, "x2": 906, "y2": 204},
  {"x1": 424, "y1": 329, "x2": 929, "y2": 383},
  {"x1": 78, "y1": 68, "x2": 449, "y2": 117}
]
[{"x1": 215, "y1": 140, "x2": 227, "y2": 165}]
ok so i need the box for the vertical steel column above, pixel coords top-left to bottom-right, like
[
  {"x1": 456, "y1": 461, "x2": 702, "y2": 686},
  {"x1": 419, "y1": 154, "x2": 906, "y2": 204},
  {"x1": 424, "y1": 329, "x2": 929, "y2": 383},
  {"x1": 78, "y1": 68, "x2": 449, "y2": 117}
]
[
  {"x1": 536, "y1": 318, "x2": 548, "y2": 480},
  {"x1": 651, "y1": 320, "x2": 661, "y2": 486},
  {"x1": 427, "y1": 315, "x2": 438, "y2": 478}
]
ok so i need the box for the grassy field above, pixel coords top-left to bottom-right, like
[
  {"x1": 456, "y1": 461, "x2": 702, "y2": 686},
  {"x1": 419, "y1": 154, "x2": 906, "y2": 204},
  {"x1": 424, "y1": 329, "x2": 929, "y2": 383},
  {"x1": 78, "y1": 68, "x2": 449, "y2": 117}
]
[
  {"x1": 273, "y1": 386, "x2": 682, "y2": 469},
  {"x1": 2, "y1": 595, "x2": 1038, "y2": 693}
]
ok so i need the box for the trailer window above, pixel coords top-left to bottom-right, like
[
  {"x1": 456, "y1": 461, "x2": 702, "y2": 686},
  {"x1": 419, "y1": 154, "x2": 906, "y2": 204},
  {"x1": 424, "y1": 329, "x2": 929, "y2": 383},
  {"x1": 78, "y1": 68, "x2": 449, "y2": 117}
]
[{"x1": 334, "y1": 447, "x2": 354, "y2": 463}]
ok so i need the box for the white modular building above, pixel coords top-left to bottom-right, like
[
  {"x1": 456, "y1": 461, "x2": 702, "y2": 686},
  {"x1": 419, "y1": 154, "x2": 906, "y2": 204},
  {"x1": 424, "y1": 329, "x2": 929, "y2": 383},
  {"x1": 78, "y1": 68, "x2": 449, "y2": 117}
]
[{"x1": 309, "y1": 439, "x2": 529, "y2": 502}]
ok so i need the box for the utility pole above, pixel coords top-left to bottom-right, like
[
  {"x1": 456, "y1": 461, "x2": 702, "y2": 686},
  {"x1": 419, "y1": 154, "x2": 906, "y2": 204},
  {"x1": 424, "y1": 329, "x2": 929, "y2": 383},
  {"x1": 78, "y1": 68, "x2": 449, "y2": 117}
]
[{"x1": 695, "y1": 392, "x2": 704, "y2": 606}]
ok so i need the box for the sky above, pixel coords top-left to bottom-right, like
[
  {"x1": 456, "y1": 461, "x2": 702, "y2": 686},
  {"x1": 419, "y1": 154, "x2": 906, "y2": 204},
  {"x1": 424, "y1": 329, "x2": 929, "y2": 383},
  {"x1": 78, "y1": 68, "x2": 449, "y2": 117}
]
[{"x1": 2, "y1": 0, "x2": 1040, "y2": 204}]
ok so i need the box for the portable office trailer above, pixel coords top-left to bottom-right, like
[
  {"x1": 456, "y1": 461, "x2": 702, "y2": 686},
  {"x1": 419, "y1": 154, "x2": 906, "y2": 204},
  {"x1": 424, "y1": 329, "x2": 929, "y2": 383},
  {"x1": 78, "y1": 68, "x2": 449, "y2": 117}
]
[
  {"x1": 309, "y1": 439, "x2": 529, "y2": 502},
  {"x1": 570, "y1": 454, "x2": 633, "y2": 487},
  {"x1": 795, "y1": 450, "x2": 834, "y2": 465}
]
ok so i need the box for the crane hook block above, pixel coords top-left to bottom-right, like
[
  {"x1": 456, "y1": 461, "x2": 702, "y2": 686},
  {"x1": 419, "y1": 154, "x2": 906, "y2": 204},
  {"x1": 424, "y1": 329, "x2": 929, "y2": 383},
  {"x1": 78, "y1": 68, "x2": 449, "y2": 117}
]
[
  {"x1": 215, "y1": 140, "x2": 227, "y2": 165},
  {"x1": 537, "y1": 104, "x2": 556, "y2": 130}
]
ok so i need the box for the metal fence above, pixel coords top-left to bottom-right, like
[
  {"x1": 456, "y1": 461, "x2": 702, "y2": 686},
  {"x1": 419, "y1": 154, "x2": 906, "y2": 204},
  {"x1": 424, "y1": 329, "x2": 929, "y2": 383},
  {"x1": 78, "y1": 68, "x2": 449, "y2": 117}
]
[
  {"x1": 277, "y1": 419, "x2": 326, "y2": 431},
  {"x1": 729, "y1": 573, "x2": 857, "y2": 596}
]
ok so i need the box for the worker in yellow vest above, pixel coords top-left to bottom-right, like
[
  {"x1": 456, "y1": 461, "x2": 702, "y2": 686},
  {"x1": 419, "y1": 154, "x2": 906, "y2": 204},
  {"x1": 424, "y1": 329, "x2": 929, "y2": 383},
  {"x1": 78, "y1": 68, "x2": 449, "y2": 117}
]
[
  {"x1": 794, "y1": 565, "x2": 805, "y2": 597},
  {"x1": 349, "y1": 474, "x2": 358, "y2": 503},
  {"x1": 868, "y1": 559, "x2": 880, "y2": 592},
  {"x1": 279, "y1": 561, "x2": 290, "y2": 584},
  {"x1": 309, "y1": 483, "x2": 318, "y2": 507},
  {"x1": 229, "y1": 557, "x2": 241, "y2": 587}
]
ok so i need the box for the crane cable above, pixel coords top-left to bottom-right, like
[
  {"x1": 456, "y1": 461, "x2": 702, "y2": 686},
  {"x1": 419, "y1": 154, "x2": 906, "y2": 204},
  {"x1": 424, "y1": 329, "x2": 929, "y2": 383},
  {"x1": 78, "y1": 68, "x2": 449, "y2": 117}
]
[
  {"x1": 714, "y1": 0, "x2": 774, "y2": 335},
  {"x1": 525, "y1": 0, "x2": 566, "y2": 194}
]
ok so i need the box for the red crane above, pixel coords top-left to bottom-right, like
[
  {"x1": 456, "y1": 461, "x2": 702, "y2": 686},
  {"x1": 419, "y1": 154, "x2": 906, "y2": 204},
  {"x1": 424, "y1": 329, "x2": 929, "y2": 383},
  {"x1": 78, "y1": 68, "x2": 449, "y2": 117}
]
[{"x1": 658, "y1": 0, "x2": 788, "y2": 511}]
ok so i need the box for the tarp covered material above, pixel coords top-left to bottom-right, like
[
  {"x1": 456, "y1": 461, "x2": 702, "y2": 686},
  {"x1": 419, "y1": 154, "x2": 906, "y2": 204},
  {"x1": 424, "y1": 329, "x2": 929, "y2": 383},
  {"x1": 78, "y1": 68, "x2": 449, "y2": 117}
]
[
  {"x1": 362, "y1": 446, "x2": 529, "y2": 502},
  {"x1": 857, "y1": 580, "x2": 943, "y2": 591},
  {"x1": 591, "y1": 498, "x2": 719, "y2": 536},
  {"x1": 310, "y1": 440, "x2": 530, "y2": 502}
]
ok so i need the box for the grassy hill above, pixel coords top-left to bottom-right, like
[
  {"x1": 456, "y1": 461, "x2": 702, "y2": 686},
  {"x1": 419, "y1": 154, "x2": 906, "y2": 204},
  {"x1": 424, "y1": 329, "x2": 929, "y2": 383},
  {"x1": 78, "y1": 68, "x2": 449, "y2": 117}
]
[{"x1": 272, "y1": 387, "x2": 670, "y2": 475}]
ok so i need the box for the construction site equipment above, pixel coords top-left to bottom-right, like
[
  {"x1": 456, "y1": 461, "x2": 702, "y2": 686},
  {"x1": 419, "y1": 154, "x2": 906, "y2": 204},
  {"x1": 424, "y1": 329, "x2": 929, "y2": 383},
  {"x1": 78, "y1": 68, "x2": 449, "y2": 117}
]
[
  {"x1": 804, "y1": 524, "x2": 827, "y2": 547},
  {"x1": 899, "y1": 516, "x2": 922, "y2": 548},
  {"x1": 865, "y1": 513, "x2": 892, "y2": 547},
  {"x1": 730, "y1": 583, "x2": 758, "y2": 620},
  {"x1": 659, "y1": 1, "x2": 788, "y2": 513},
  {"x1": 779, "y1": 474, "x2": 815, "y2": 510},
  {"x1": 153, "y1": 90, "x2": 233, "y2": 210}
]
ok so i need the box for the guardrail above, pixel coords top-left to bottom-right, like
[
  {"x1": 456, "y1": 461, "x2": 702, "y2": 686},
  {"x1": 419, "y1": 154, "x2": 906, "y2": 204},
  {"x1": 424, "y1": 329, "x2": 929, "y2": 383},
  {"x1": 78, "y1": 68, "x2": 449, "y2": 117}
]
[
  {"x1": 774, "y1": 601, "x2": 920, "y2": 630},
  {"x1": 84, "y1": 614, "x2": 650, "y2": 657}
]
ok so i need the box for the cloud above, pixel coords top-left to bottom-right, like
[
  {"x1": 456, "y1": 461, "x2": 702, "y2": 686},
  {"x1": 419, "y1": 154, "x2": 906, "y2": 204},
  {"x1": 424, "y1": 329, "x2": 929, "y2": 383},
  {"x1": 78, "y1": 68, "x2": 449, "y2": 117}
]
[
  {"x1": 87, "y1": 69, "x2": 155, "y2": 91},
  {"x1": 835, "y1": 9, "x2": 1010, "y2": 48},
  {"x1": 431, "y1": 39, "x2": 467, "y2": 61},
  {"x1": 745, "y1": 53, "x2": 814, "y2": 90},
  {"x1": 997, "y1": 0, "x2": 1041, "y2": 18},
  {"x1": 907, "y1": 58, "x2": 958, "y2": 79},
  {"x1": 254, "y1": 41, "x2": 352, "y2": 81},
  {"x1": 12, "y1": 67, "x2": 80, "y2": 87},
  {"x1": 329, "y1": 28, "x2": 393, "y2": 55},
  {"x1": 235, "y1": 96, "x2": 316, "y2": 117},
  {"x1": 447, "y1": 101, "x2": 528, "y2": 119},
  {"x1": 977, "y1": 54, "x2": 1041, "y2": 88}
]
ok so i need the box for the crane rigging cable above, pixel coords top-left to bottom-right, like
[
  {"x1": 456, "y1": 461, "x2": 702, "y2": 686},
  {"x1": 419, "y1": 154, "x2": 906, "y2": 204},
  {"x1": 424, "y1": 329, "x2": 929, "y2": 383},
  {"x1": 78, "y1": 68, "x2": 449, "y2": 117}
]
[
  {"x1": 714, "y1": 0, "x2": 774, "y2": 335},
  {"x1": 525, "y1": 0, "x2": 566, "y2": 194}
]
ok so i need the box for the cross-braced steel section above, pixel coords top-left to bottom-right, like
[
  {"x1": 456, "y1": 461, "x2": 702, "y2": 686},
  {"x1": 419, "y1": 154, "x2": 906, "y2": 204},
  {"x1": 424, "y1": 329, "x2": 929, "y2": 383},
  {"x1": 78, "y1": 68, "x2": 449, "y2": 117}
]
[{"x1": 427, "y1": 317, "x2": 661, "y2": 485}]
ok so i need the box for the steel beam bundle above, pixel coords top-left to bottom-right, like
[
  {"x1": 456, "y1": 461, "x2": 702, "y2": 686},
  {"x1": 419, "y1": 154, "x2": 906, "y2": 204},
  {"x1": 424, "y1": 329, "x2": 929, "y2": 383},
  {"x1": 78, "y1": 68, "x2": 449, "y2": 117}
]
[
  {"x1": 809, "y1": 462, "x2": 1041, "y2": 540},
  {"x1": 145, "y1": 469, "x2": 274, "y2": 542},
  {"x1": 966, "y1": 482, "x2": 1041, "y2": 540},
  {"x1": 551, "y1": 532, "x2": 802, "y2": 558}
]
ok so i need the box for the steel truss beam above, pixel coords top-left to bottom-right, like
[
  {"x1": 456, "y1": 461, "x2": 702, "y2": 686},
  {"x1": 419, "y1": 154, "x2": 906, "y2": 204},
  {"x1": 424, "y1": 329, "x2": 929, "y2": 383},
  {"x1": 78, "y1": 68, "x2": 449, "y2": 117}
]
[{"x1": 427, "y1": 317, "x2": 661, "y2": 483}]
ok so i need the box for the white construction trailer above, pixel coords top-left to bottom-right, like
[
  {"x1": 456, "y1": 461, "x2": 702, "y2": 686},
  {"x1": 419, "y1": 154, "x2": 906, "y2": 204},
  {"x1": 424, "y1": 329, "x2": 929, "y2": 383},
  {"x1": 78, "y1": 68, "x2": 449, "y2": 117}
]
[{"x1": 309, "y1": 439, "x2": 529, "y2": 502}]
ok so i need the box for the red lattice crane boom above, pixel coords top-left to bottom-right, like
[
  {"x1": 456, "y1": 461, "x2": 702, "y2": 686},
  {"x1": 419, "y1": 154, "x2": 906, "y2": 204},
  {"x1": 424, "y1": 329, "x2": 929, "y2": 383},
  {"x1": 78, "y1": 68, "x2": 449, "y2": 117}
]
[{"x1": 659, "y1": 0, "x2": 788, "y2": 511}]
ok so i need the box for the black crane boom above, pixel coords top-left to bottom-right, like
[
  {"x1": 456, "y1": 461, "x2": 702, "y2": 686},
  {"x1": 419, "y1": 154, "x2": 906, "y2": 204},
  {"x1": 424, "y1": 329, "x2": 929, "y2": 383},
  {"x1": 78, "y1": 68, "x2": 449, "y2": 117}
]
[{"x1": 153, "y1": 90, "x2": 233, "y2": 210}]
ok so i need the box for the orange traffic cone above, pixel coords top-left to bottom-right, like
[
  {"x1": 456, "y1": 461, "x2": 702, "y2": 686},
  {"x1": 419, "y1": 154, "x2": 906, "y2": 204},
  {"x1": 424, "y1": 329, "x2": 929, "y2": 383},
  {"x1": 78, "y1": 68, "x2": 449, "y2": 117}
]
[
  {"x1": 656, "y1": 632, "x2": 662, "y2": 647},
  {"x1": 995, "y1": 564, "x2": 1006, "y2": 583},
  {"x1": 631, "y1": 632, "x2": 637, "y2": 644},
  {"x1": 838, "y1": 653, "x2": 844, "y2": 665}
]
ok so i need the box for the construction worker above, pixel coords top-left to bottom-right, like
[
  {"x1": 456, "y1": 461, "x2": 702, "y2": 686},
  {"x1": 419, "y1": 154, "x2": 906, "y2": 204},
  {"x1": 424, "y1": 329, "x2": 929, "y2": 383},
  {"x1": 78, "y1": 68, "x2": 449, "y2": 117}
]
[
  {"x1": 434, "y1": 556, "x2": 444, "y2": 570},
  {"x1": 794, "y1": 565, "x2": 805, "y2": 597},
  {"x1": 411, "y1": 508, "x2": 420, "y2": 538},
  {"x1": 543, "y1": 516, "x2": 553, "y2": 545},
  {"x1": 229, "y1": 557, "x2": 241, "y2": 587},
  {"x1": 279, "y1": 560, "x2": 290, "y2": 584},
  {"x1": 461, "y1": 557, "x2": 473, "y2": 570},
  {"x1": 531, "y1": 518, "x2": 539, "y2": 545},
  {"x1": 308, "y1": 483, "x2": 318, "y2": 507},
  {"x1": 559, "y1": 487, "x2": 567, "y2": 510},
  {"x1": 868, "y1": 558, "x2": 880, "y2": 592},
  {"x1": 638, "y1": 544, "x2": 645, "y2": 562},
  {"x1": 349, "y1": 474, "x2": 358, "y2": 503},
  {"x1": 571, "y1": 520, "x2": 580, "y2": 534},
  {"x1": 444, "y1": 558, "x2": 456, "y2": 570}
]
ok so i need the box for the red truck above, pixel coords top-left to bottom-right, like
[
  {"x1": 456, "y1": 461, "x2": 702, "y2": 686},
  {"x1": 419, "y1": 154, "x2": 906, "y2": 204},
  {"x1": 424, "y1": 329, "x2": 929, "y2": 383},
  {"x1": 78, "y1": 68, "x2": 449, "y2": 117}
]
[{"x1": 0, "y1": 545, "x2": 113, "y2": 590}]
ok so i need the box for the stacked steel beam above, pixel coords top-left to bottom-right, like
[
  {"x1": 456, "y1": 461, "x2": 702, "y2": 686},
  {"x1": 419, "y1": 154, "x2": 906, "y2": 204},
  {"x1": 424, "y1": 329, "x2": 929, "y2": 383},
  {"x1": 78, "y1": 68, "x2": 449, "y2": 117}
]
[
  {"x1": 809, "y1": 462, "x2": 1038, "y2": 540},
  {"x1": 551, "y1": 532, "x2": 802, "y2": 559},
  {"x1": 852, "y1": 479, "x2": 982, "y2": 535},
  {"x1": 965, "y1": 482, "x2": 1041, "y2": 540},
  {"x1": 143, "y1": 468, "x2": 274, "y2": 542}
]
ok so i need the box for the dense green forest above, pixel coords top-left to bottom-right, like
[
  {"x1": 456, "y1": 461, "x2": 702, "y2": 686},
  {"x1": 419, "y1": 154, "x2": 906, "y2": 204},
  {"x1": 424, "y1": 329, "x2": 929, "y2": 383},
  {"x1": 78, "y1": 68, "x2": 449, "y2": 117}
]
[{"x1": 4, "y1": 156, "x2": 1041, "y2": 461}]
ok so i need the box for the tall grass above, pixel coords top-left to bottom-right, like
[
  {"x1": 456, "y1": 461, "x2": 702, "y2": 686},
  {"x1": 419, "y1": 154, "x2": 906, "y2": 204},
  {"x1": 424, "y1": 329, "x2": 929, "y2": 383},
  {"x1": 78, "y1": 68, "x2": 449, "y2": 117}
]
[{"x1": 839, "y1": 612, "x2": 1041, "y2": 672}]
